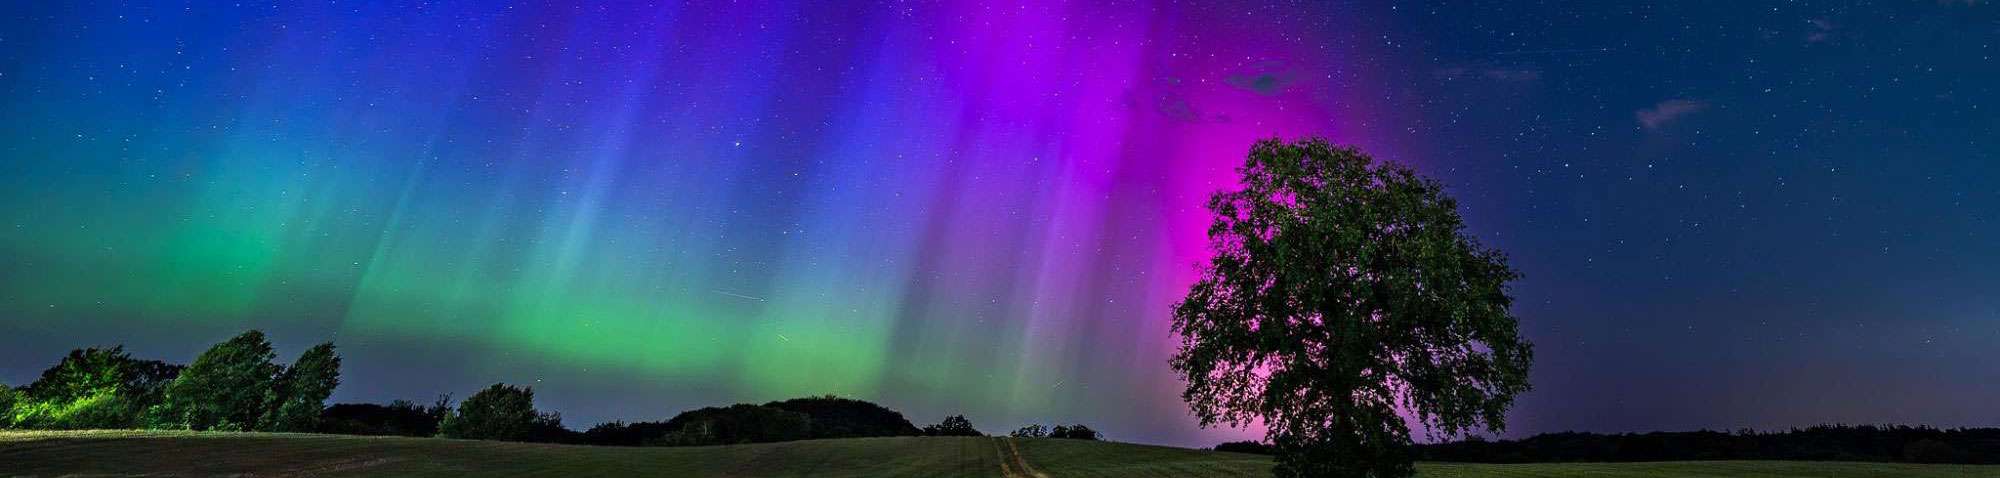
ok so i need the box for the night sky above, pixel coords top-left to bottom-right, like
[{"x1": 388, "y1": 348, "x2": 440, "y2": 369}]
[{"x1": 1, "y1": 2, "x2": 1996, "y2": 448}]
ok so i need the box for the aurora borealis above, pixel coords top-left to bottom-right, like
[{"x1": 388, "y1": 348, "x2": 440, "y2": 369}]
[{"x1": 3, "y1": 2, "x2": 1997, "y2": 447}]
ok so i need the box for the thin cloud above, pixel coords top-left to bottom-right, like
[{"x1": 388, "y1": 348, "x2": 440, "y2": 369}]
[
  {"x1": 1806, "y1": 18, "x2": 1837, "y2": 43},
  {"x1": 1224, "y1": 59, "x2": 1298, "y2": 96},
  {"x1": 1636, "y1": 99, "x2": 1709, "y2": 130}
]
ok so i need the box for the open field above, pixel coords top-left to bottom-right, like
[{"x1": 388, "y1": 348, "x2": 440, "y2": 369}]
[{"x1": 2, "y1": 430, "x2": 1996, "y2": 477}]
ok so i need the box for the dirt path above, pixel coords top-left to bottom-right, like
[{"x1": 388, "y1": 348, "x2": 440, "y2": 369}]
[{"x1": 993, "y1": 437, "x2": 1048, "y2": 478}]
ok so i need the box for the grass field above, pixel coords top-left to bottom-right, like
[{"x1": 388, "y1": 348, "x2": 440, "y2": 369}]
[{"x1": 3, "y1": 430, "x2": 1997, "y2": 477}]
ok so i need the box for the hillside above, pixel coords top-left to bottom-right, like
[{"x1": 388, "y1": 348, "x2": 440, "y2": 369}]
[{"x1": 3, "y1": 431, "x2": 1998, "y2": 477}]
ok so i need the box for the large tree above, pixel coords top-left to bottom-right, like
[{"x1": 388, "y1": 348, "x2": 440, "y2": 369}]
[
  {"x1": 262, "y1": 342, "x2": 341, "y2": 432},
  {"x1": 438, "y1": 383, "x2": 558, "y2": 442},
  {"x1": 8, "y1": 347, "x2": 182, "y2": 429},
  {"x1": 1171, "y1": 138, "x2": 1533, "y2": 477},
  {"x1": 152, "y1": 331, "x2": 282, "y2": 431}
]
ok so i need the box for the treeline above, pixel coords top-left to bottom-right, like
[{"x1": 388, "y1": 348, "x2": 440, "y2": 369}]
[
  {"x1": 578, "y1": 396, "x2": 934, "y2": 446},
  {"x1": 2, "y1": 330, "x2": 1105, "y2": 448},
  {"x1": 1216, "y1": 427, "x2": 2000, "y2": 465},
  {"x1": 0, "y1": 331, "x2": 337, "y2": 432},
  {"x1": 1009, "y1": 423, "x2": 1102, "y2": 440}
]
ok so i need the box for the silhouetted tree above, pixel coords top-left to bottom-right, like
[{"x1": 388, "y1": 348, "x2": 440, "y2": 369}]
[
  {"x1": 19, "y1": 347, "x2": 180, "y2": 405},
  {"x1": 582, "y1": 420, "x2": 684, "y2": 446},
  {"x1": 150, "y1": 331, "x2": 283, "y2": 431},
  {"x1": 1904, "y1": 439, "x2": 1959, "y2": 463},
  {"x1": 581, "y1": 396, "x2": 911, "y2": 446},
  {"x1": 20, "y1": 347, "x2": 133, "y2": 403},
  {"x1": 1012, "y1": 424, "x2": 1048, "y2": 438},
  {"x1": 0, "y1": 384, "x2": 14, "y2": 428},
  {"x1": 1216, "y1": 440, "x2": 1277, "y2": 455},
  {"x1": 526, "y1": 410, "x2": 580, "y2": 444},
  {"x1": 6, "y1": 347, "x2": 182, "y2": 429},
  {"x1": 657, "y1": 404, "x2": 812, "y2": 446},
  {"x1": 1172, "y1": 138, "x2": 1533, "y2": 478},
  {"x1": 763, "y1": 395, "x2": 921, "y2": 438},
  {"x1": 922, "y1": 415, "x2": 981, "y2": 437},
  {"x1": 261, "y1": 342, "x2": 341, "y2": 432},
  {"x1": 1414, "y1": 425, "x2": 2000, "y2": 465},
  {"x1": 439, "y1": 383, "x2": 545, "y2": 441},
  {"x1": 1049, "y1": 424, "x2": 1101, "y2": 440},
  {"x1": 319, "y1": 397, "x2": 449, "y2": 437}
]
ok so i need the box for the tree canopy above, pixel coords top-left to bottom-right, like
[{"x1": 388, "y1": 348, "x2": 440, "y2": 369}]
[
  {"x1": 6, "y1": 346, "x2": 182, "y2": 429},
  {"x1": 921, "y1": 415, "x2": 982, "y2": 437},
  {"x1": 656, "y1": 404, "x2": 813, "y2": 446},
  {"x1": 318, "y1": 398, "x2": 450, "y2": 437},
  {"x1": 152, "y1": 331, "x2": 283, "y2": 431},
  {"x1": 762, "y1": 395, "x2": 920, "y2": 439},
  {"x1": 1171, "y1": 138, "x2": 1533, "y2": 477},
  {"x1": 262, "y1": 342, "x2": 341, "y2": 432},
  {"x1": 438, "y1": 383, "x2": 563, "y2": 442}
]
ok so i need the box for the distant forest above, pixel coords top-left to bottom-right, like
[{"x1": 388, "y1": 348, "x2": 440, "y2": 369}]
[
  {"x1": 0, "y1": 330, "x2": 1100, "y2": 448},
  {"x1": 1217, "y1": 426, "x2": 2000, "y2": 465},
  {"x1": 8, "y1": 330, "x2": 1997, "y2": 465}
]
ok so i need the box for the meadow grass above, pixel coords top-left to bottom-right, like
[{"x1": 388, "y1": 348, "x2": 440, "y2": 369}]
[{"x1": 2, "y1": 430, "x2": 1995, "y2": 477}]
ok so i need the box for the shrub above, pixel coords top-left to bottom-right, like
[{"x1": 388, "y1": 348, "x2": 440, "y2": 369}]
[
  {"x1": 151, "y1": 331, "x2": 282, "y2": 431},
  {"x1": 922, "y1": 415, "x2": 982, "y2": 437},
  {"x1": 8, "y1": 389, "x2": 141, "y2": 429},
  {"x1": 581, "y1": 420, "x2": 685, "y2": 446},
  {"x1": 1012, "y1": 424, "x2": 1048, "y2": 438},
  {"x1": 319, "y1": 397, "x2": 449, "y2": 437},
  {"x1": 1905, "y1": 439, "x2": 1959, "y2": 463}
]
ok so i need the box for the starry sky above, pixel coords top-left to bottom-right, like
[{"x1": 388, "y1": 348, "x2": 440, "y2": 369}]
[{"x1": 1, "y1": 2, "x2": 1995, "y2": 448}]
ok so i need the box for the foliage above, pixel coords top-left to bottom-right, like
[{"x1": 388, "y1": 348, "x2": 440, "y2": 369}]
[
  {"x1": 582, "y1": 396, "x2": 912, "y2": 446},
  {"x1": 526, "y1": 411, "x2": 582, "y2": 444},
  {"x1": 319, "y1": 397, "x2": 451, "y2": 437},
  {"x1": 6, "y1": 347, "x2": 182, "y2": 430},
  {"x1": 21, "y1": 347, "x2": 182, "y2": 406},
  {"x1": 1417, "y1": 425, "x2": 2000, "y2": 465},
  {"x1": 1215, "y1": 440, "x2": 1276, "y2": 455},
  {"x1": 261, "y1": 342, "x2": 341, "y2": 432},
  {"x1": 656, "y1": 404, "x2": 813, "y2": 446},
  {"x1": 921, "y1": 415, "x2": 982, "y2": 437},
  {"x1": 1012, "y1": 424, "x2": 1048, "y2": 438},
  {"x1": 151, "y1": 331, "x2": 283, "y2": 431},
  {"x1": 1171, "y1": 138, "x2": 1533, "y2": 477},
  {"x1": 21, "y1": 347, "x2": 134, "y2": 402},
  {"x1": 0, "y1": 384, "x2": 15, "y2": 428},
  {"x1": 581, "y1": 420, "x2": 682, "y2": 446},
  {"x1": 1049, "y1": 424, "x2": 1101, "y2": 440},
  {"x1": 1904, "y1": 439, "x2": 1959, "y2": 464},
  {"x1": 762, "y1": 395, "x2": 921, "y2": 438},
  {"x1": 7, "y1": 389, "x2": 144, "y2": 430},
  {"x1": 438, "y1": 383, "x2": 548, "y2": 442}
]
